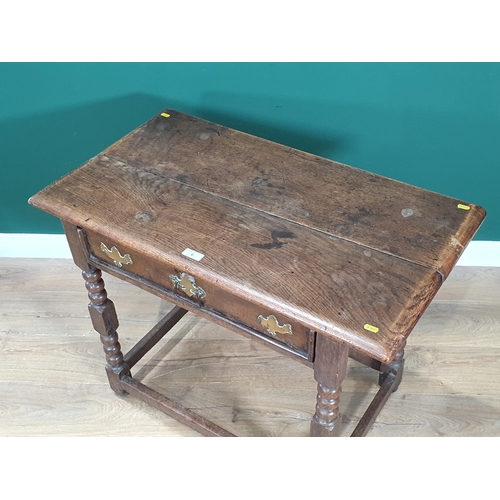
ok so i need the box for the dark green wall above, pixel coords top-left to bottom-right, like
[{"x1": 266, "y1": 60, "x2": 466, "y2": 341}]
[{"x1": 1, "y1": 63, "x2": 498, "y2": 239}]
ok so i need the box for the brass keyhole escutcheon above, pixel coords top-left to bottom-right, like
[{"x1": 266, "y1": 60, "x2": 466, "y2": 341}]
[
  {"x1": 258, "y1": 314, "x2": 293, "y2": 336},
  {"x1": 169, "y1": 272, "x2": 206, "y2": 300},
  {"x1": 100, "y1": 243, "x2": 133, "y2": 268}
]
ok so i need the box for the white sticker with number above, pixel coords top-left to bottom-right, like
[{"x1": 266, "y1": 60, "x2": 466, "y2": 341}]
[{"x1": 182, "y1": 248, "x2": 205, "y2": 261}]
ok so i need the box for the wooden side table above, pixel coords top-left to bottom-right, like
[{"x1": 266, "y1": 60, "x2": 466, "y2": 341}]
[{"x1": 29, "y1": 109, "x2": 486, "y2": 436}]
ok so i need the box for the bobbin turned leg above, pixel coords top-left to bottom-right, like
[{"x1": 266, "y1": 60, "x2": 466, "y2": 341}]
[
  {"x1": 379, "y1": 339, "x2": 406, "y2": 392},
  {"x1": 61, "y1": 223, "x2": 129, "y2": 393},
  {"x1": 310, "y1": 334, "x2": 349, "y2": 437},
  {"x1": 83, "y1": 267, "x2": 130, "y2": 395}
]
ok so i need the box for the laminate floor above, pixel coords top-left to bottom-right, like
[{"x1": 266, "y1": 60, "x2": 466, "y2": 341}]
[{"x1": 1, "y1": 258, "x2": 499, "y2": 437}]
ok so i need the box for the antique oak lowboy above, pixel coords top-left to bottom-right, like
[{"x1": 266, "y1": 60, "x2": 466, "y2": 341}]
[{"x1": 29, "y1": 110, "x2": 486, "y2": 436}]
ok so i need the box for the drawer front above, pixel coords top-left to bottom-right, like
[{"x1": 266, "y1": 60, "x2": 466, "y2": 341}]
[
  {"x1": 84, "y1": 229, "x2": 313, "y2": 359},
  {"x1": 86, "y1": 230, "x2": 179, "y2": 296},
  {"x1": 202, "y1": 285, "x2": 313, "y2": 357}
]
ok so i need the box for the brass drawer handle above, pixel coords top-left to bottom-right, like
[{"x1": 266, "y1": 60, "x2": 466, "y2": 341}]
[
  {"x1": 100, "y1": 243, "x2": 133, "y2": 267},
  {"x1": 170, "y1": 272, "x2": 206, "y2": 300},
  {"x1": 258, "y1": 314, "x2": 293, "y2": 336}
]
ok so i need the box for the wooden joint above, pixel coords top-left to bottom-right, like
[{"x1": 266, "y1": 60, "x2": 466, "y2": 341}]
[
  {"x1": 105, "y1": 365, "x2": 129, "y2": 395},
  {"x1": 379, "y1": 358, "x2": 405, "y2": 393},
  {"x1": 61, "y1": 221, "x2": 92, "y2": 271}
]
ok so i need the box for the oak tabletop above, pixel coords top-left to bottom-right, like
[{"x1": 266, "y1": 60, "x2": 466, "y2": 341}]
[{"x1": 29, "y1": 109, "x2": 486, "y2": 362}]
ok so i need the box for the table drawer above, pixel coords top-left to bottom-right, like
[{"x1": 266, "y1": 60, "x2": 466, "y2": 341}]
[{"x1": 84, "y1": 229, "x2": 314, "y2": 359}]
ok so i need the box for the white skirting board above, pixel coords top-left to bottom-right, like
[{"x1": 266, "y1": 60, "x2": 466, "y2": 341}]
[
  {"x1": 0, "y1": 234, "x2": 73, "y2": 259},
  {"x1": 0, "y1": 233, "x2": 499, "y2": 266}
]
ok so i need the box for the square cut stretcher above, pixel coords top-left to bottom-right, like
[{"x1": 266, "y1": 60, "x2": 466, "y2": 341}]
[{"x1": 29, "y1": 109, "x2": 486, "y2": 436}]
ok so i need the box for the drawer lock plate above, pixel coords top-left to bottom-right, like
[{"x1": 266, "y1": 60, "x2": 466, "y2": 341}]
[
  {"x1": 170, "y1": 272, "x2": 206, "y2": 300},
  {"x1": 258, "y1": 314, "x2": 293, "y2": 336},
  {"x1": 100, "y1": 243, "x2": 133, "y2": 268}
]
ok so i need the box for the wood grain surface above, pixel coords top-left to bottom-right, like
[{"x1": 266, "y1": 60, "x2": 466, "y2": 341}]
[
  {"x1": 102, "y1": 110, "x2": 486, "y2": 278},
  {"x1": 29, "y1": 154, "x2": 442, "y2": 363},
  {"x1": 1, "y1": 258, "x2": 499, "y2": 437},
  {"x1": 28, "y1": 109, "x2": 485, "y2": 364}
]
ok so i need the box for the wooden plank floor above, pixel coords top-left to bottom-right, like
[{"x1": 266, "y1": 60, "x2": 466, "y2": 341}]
[{"x1": 1, "y1": 258, "x2": 499, "y2": 437}]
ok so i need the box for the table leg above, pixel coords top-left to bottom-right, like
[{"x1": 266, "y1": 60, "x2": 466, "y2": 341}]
[
  {"x1": 82, "y1": 266, "x2": 130, "y2": 395},
  {"x1": 379, "y1": 339, "x2": 405, "y2": 393},
  {"x1": 310, "y1": 334, "x2": 349, "y2": 437}
]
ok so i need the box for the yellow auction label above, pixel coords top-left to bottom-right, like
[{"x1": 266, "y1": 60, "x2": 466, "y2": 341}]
[
  {"x1": 363, "y1": 323, "x2": 379, "y2": 333},
  {"x1": 161, "y1": 112, "x2": 171, "y2": 118},
  {"x1": 457, "y1": 204, "x2": 471, "y2": 210}
]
